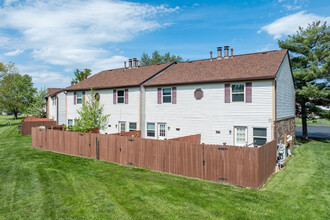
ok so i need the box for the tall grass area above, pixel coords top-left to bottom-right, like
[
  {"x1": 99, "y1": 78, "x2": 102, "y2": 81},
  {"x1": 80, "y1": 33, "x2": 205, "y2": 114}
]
[{"x1": 0, "y1": 115, "x2": 329, "y2": 219}]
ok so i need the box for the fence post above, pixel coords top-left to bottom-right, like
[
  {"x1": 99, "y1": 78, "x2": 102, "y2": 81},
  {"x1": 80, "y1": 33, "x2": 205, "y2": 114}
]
[
  {"x1": 96, "y1": 137, "x2": 99, "y2": 160},
  {"x1": 202, "y1": 143, "x2": 205, "y2": 180}
]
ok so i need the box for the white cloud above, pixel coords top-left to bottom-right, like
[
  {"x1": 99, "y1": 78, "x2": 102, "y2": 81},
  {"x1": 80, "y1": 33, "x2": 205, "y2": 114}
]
[
  {"x1": 26, "y1": 70, "x2": 72, "y2": 88},
  {"x1": 259, "y1": 11, "x2": 330, "y2": 39},
  {"x1": 0, "y1": 0, "x2": 179, "y2": 70},
  {"x1": 4, "y1": 49, "x2": 24, "y2": 56}
]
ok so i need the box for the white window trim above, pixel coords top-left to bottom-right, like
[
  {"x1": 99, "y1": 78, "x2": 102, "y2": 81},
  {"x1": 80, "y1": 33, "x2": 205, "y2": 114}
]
[
  {"x1": 253, "y1": 127, "x2": 267, "y2": 146},
  {"x1": 119, "y1": 121, "x2": 126, "y2": 133},
  {"x1": 77, "y1": 92, "x2": 83, "y2": 104},
  {"x1": 146, "y1": 122, "x2": 156, "y2": 138},
  {"x1": 231, "y1": 83, "x2": 245, "y2": 102},
  {"x1": 162, "y1": 87, "x2": 172, "y2": 104},
  {"x1": 117, "y1": 89, "x2": 125, "y2": 104},
  {"x1": 129, "y1": 122, "x2": 137, "y2": 131}
]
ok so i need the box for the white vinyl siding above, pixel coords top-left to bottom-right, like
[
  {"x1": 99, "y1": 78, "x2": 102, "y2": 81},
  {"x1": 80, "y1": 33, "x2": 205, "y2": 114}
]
[
  {"x1": 144, "y1": 80, "x2": 273, "y2": 145},
  {"x1": 66, "y1": 87, "x2": 140, "y2": 134}
]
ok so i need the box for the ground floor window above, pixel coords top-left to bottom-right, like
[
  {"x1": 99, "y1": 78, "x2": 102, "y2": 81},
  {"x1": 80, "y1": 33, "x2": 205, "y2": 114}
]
[
  {"x1": 147, "y1": 123, "x2": 155, "y2": 137},
  {"x1": 68, "y1": 119, "x2": 73, "y2": 125},
  {"x1": 129, "y1": 122, "x2": 137, "y2": 131},
  {"x1": 119, "y1": 121, "x2": 126, "y2": 133},
  {"x1": 253, "y1": 128, "x2": 267, "y2": 145}
]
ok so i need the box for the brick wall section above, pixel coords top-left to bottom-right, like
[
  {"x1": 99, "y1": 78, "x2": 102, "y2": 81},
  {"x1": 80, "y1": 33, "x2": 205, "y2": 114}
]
[{"x1": 276, "y1": 117, "x2": 295, "y2": 147}]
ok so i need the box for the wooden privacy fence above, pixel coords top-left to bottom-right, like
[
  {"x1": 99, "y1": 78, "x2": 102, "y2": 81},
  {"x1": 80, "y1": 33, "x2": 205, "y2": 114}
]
[
  {"x1": 21, "y1": 117, "x2": 56, "y2": 135},
  {"x1": 31, "y1": 127, "x2": 277, "y2": 189},
  {"x1": 168, "y1": 134, "x2": 201, "y2": 144}
]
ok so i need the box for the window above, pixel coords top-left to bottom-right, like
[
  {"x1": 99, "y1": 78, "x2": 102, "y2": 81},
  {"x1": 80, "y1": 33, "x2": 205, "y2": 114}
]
[
  {"x1": 77, "y1": 92, "x2": 82, "y2": 104},
  {"x1": 119, "y1": 121, "x2": 126, "y2": 133},
  {"x1": 162, "y1": 88, "x2": 172, "y2": 103},
  {"x1": 129, "y1": 122, "x2": 137, "y2": 131},
  {"x1": 232, "y1": 84, "x2": 244, "y2": 102},
  {"x1": 253, "y1": 128, "x2": 267, "y2": 146},
  {"x1": 147, "y1": 123, "x2": 155, "y2": 137},
  {"x1": 68, "y1": 119, "x2": 73, "y2": 125},
  {"x1": 117, "y1": 90, "x2": 124, "y2": 104}
]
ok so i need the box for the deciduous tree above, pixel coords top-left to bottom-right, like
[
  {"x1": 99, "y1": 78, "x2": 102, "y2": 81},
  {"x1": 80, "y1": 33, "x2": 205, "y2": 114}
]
[
  {"x1": 0, "y1": 73, "x2": 36, "y2": 119},
  {"x1": 71, "y1": 90, "x2": 110, "y2": 132},
  {"x1": 140, "y1": 50, "x2": 184, "y2": 66},
  {"x1": 72, "y1": 68, "x2": 92, "y2": 84},
  {"x1": 26, "y1": 88, "x2": 48, "y2": 117}
]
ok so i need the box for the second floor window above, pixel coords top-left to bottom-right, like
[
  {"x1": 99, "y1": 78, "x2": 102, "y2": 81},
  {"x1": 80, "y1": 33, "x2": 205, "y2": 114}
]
[
  {"x1": 77, "y1": 92, "x2": 82, "y2": 104},
  {"x1": 232, "y1": 84, "x2": 244, "y2": 102},
  {"x1": 162, "y1": 88, "x2": 172, "y2": 103},
  {"x1": 117, "y1": 90, "x2": 124, "y2": 104}
]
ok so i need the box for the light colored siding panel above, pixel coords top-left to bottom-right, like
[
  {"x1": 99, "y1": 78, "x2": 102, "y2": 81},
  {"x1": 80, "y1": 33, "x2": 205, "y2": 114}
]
[
  {"x1": 276, "y1": 54, "x2": 295, "y2": 119},
  {"x1": 144, "y1": 81, "x2": 273, "y2": 145},
  {"x1": 57, "y1": 92, "x2": 66, "y2": 125},
  {"x1": 66, "y1": 88, "x2": 140, "y2": 134}
]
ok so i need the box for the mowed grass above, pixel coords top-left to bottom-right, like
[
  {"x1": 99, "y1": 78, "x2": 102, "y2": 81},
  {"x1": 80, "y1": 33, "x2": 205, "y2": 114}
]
[
  {"x1": 295, "y1": 117, "x2": 330, "y2": 127},
  {"x1": 0, "y1": 116, "x2": 329, "y2": 219}
]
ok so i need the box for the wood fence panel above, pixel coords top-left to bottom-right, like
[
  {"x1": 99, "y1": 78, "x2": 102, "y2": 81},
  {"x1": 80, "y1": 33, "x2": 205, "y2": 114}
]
[
  {"x1": 257, "y1": 140, "x2": 276, "y2": 188},
  {"x1": 31, "y1": 129, "x2": 277, "y2": 189}
]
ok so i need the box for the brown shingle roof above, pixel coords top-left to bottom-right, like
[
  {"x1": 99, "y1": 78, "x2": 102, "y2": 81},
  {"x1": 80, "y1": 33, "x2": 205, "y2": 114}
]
[
  {"x1": 48, "y1": 88, "x2": 63, "y2": 97},
  {"x1": 145, "y1": 50, "x2": 287, "y2": 87},
  {"x1": 66, "y1": 62, "x2": 174, "y2": 91}
]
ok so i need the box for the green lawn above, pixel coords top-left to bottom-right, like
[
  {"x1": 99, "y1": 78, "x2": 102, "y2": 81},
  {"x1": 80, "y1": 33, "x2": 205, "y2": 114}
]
[
  {"x1": 295, "y1": 117, "x2": 330, "y2": 127},
  {"x1": 0, "y1": 116, "x2": 329, "y2": 219}
]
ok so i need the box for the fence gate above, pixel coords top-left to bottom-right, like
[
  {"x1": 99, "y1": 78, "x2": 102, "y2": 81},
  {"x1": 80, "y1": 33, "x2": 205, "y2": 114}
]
[{"x1": 203, "y1": 145, "x2": 229, "y2": 183}]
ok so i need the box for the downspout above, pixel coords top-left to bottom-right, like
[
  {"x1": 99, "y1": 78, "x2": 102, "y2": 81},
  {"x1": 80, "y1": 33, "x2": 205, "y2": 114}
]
[
  {"x1": 56, "y1": 96, "x2": 59, "y2": 124},
  {"x1": 139, "y1": 86, "x2": 142, "y2": 132}
]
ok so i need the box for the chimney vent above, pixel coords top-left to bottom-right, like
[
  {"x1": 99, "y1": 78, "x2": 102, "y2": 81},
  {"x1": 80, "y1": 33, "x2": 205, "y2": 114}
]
[
  {"x1": 210, "y1": 51, "x2": 213, "y2": 61},
  {"x1": 231, "y1": 48, "x2": 233, "y2": 58},
  {"x1": 133, "y1": 58, "x2": 137, "y2": 67},
  {"x1": 224, "y1": 46, "x2": 229, "y2": 58},
  {"x1": 128, "y1": 59, "x2": 132, "y2": 68},
  {"x1": 124, "y1": 61, "x2": 127, "y2": 69},
  {"x1": 136, "y1": 59, "x2": 139, "y2": 67},
  {"x1": 83, "y1": 75, "x2": 87, "y2": 80},
  {"x1": 71, "y1": 81, "x2": 74, "y2": 86},
  {"x1": 217, "y1": 47, "x2": 222, "y2": 59}
]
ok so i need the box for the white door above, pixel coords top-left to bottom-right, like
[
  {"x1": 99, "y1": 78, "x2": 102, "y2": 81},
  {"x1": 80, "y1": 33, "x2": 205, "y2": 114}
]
[
  {"x1": 158, "y1": 123, "x2": 167, "y2": 140},
  {"x1": 234, "y1": 126, "x2": 247, "y2": 146},
  {"x1": 119, "y1": 121, "x2": 126, "y2": 133}
]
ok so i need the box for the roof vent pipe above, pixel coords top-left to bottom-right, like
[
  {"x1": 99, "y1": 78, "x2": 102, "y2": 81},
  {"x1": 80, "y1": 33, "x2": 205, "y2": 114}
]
[
  {"x1": 231, "y1": 48, "x2": 233, "y2": 58},
  {"x1": 124, "y1": 61, "x2": 127, "y2": 69},
  {"x1": 210, "y1": 51, "x2": 213, "y2": 61},
  {"x1": 217, "y1": 47, "x2": 222, "y2": 59},
  {"x1": 224, "y1": 46, "x2": 229, "y2": 58},
  {"x1": 128, "y1": 59, "x2": 132, "y2": 68}
]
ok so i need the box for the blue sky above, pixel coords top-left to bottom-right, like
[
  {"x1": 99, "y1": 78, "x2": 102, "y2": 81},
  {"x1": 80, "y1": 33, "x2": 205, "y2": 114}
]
[{"x1": 0, "y1": 0, "x2": 329, "y2": 89}]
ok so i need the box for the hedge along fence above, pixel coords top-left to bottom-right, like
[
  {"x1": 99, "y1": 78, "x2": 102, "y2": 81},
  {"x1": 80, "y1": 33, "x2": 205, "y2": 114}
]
[{"x1": 31, "y1": 127, "x2": 277, "y2": 189}]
